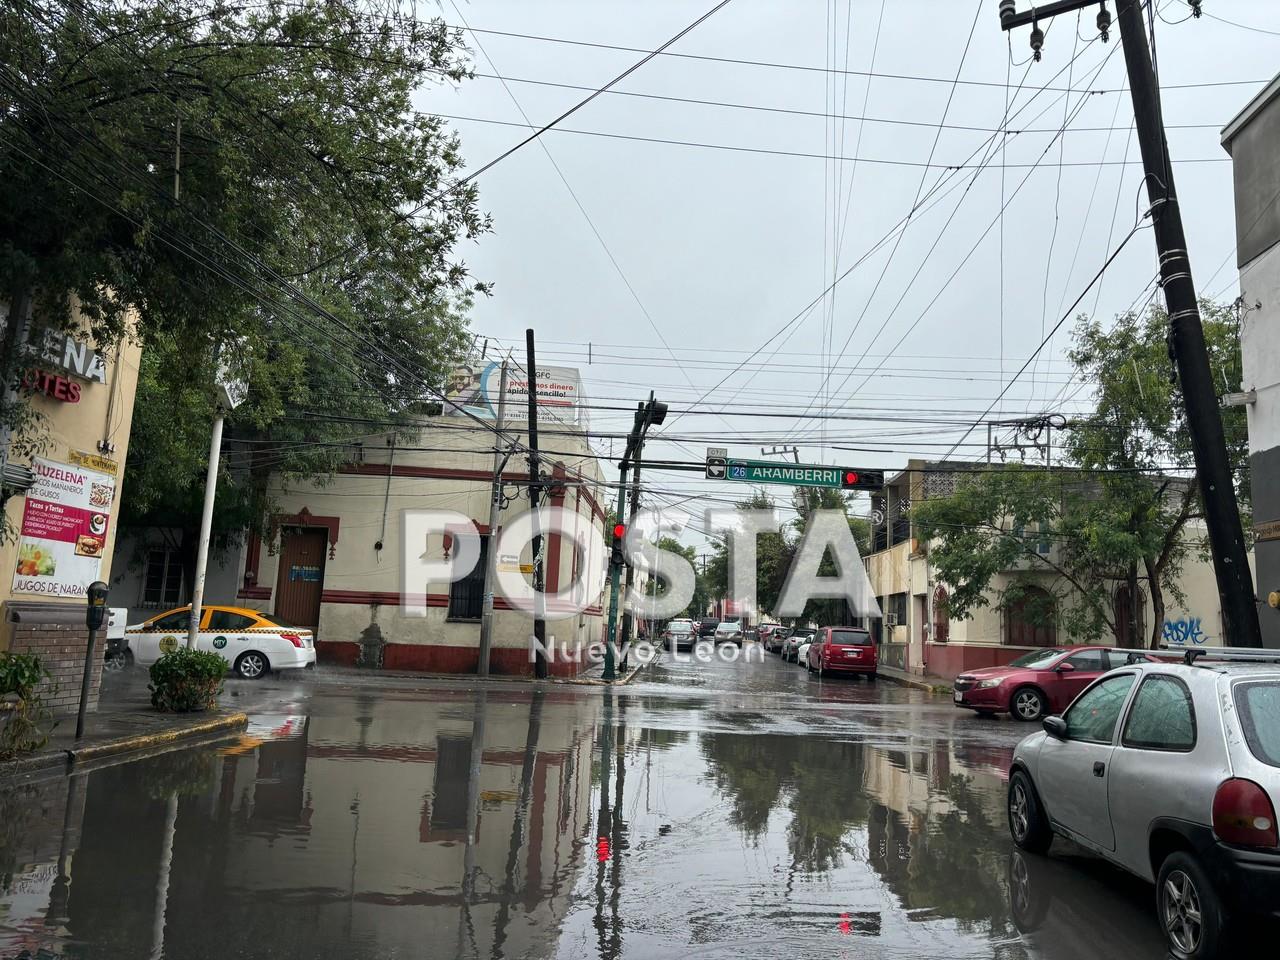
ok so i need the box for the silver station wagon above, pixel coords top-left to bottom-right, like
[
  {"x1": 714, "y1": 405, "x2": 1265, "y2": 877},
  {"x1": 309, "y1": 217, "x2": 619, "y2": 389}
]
[{"x1": 1007, "y1": 647, "x2": 1280, "y2": 960}]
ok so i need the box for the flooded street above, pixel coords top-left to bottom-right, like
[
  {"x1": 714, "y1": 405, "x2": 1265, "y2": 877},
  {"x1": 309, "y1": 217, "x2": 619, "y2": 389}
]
[{"x1": 0, "y1": 651, "x2": 1169, "y2": 959}]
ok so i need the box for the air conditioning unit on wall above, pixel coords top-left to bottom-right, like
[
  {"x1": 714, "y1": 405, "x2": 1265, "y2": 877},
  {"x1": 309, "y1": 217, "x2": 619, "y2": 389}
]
[{"x1": 885, "y1": 614, "x2": 899, "y2": 628}]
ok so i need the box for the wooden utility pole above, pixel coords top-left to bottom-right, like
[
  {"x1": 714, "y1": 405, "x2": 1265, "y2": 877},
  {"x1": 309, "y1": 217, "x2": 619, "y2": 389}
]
[{"x1": 1000, "y1": 0, "x2": 1262, "y2": 646}]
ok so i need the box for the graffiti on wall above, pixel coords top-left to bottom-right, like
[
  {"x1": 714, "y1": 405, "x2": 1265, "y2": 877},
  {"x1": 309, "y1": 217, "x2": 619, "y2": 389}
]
[{"x1": 1162, "y1": 616, "x2": 1211, "y2": 646}]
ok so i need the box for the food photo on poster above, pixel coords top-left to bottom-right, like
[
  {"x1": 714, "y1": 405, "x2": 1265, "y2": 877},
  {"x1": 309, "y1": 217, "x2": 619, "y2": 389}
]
[{"x1": 11, "y1": 457, "x2": 116, "y2": 598}]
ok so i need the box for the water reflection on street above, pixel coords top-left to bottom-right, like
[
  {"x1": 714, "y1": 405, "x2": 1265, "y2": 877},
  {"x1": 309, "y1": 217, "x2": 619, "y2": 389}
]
[{"x1": 0, "y1": 653, "x2": 1170, "y2": 959}]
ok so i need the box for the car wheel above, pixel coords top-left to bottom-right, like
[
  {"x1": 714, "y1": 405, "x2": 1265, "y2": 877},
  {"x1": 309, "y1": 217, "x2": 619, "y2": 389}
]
[
  {"x1": 234, "y1": 651, "x2": 269, "y2": 680},
  {"x1": 866, "y1": 672, "x2": 877, "y2": 682},
  {"x1": 1158, "y1": 851, "x2": 1228, "y2": 960},
  {"x1": 1011, "y1": 686, "x2": 1047, "y2": 722},
  {"x1": 1008, "y1": 769, "x2": 1052, "y2": 854},
  {"x1": 102, "y1": 650, "x2": 131, "y2": 673}
]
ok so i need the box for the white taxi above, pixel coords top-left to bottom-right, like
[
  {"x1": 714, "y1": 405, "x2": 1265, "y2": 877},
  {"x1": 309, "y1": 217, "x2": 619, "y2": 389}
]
[{"x1": 126, "y1": 604, "x2": 317, "y2": 679}]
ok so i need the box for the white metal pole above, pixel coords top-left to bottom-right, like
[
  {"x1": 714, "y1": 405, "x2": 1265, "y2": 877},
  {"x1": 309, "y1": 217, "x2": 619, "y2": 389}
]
[{"x1": 186, "y1": 413, "x2": 224, "y2": 648}]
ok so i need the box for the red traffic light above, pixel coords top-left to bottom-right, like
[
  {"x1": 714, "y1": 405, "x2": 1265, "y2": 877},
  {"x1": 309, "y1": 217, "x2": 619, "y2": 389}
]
[
  {"x1": 613, "y1": 523, "x2": 626, "y2": 540},
  {"x1": 844, "y1": 471, "x2": 858, "y2": 485}
]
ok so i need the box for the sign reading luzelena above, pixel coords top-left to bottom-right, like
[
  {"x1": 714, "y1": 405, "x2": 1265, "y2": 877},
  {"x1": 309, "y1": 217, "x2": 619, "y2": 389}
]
[
  {"x1": 444, "y1": 361, "x2": 582, "y2": 426},
  {"x1": 12, "y1": 458, "x2": 116, "y2": 599}
]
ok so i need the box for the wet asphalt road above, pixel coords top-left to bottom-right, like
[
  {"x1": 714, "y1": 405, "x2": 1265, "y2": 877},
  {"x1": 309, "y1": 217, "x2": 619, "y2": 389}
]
[{"x1": 0, "y1": 646, "x2": 1172, "y2": 959}]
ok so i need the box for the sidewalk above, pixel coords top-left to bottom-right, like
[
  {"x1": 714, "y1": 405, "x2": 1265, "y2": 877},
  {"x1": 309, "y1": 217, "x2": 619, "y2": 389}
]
[
  {"x1": 877, "y1": 664, "x2": 953, "y2": 694},
  {"x1": 0, "y1": 680, "x2": 248, "y2": 780}
]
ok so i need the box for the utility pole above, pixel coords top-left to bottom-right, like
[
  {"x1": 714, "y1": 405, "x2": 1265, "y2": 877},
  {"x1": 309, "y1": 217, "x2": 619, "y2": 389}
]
[
  {"x1": 477, "y1": 360, "x2": 509, "y2": 676},
  {"x1": 999, "y1": 0, "x2": 1262, "y2": 646},
  {"x1": 604, "y1": 397, "x2": 667, "y2": 680},
  {"x1": 526, "y1": 330, "x2": 549, "y2": 678},
  {"x1": 619, "y1": 394, "x2": 654, "y2": 670}
]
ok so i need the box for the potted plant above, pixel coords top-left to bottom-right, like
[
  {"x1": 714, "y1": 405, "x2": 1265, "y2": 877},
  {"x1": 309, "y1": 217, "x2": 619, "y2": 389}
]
[
  {"x1": 0, "y1": 652, "x2": 51, "y2": 758},
  {"x1": 149, "y1": 648, "x2": 228, "y2": 712}
]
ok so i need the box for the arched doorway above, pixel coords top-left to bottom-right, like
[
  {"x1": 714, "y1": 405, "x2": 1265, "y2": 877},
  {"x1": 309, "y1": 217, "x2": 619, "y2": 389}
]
[
  {"x1": 932, "y1": 585, "x2": 950, "y2": 643},
  {"x1": 1113, "y1": 584, "x2": 1147, "y2": 648},
  {"x1": 1004, "y1": 586, "x2": 1057, "y2": 647}
]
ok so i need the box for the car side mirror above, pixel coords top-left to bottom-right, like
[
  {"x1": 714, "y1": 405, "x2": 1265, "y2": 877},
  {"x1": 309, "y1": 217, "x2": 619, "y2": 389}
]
[
  {"x1": 1055, "y1": 661, "x2": 1075, "y2": 673},
  {"x1": 1042, "y1": 715, "x2": 1068, "y2": 739}
]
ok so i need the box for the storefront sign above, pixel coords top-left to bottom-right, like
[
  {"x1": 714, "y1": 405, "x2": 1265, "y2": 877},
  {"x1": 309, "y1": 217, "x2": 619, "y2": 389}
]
[
  {"x1": 69, "y1": 449, "x2": 119, "y2": 474},
  {"x1": 23, "y1": 369, "x2": 81, "y2": 403},
  {"x1": 12, "y1": 457, "x2": 116, "y2": 598},
  {"x1": 1257, "y1": 518, "x2": 1280, "y2": 543},
  {"x1": 445, "y1": 361, "x2": 583, "y2": 426},
  {"x1": 27, "y1": 329, "x2": 108, "y2": 383}
]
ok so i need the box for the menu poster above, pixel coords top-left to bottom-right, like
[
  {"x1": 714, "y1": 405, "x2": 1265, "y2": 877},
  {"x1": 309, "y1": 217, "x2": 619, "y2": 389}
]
[{"x1": 12, "y1": 457, "x2": 116, "y2": 598}]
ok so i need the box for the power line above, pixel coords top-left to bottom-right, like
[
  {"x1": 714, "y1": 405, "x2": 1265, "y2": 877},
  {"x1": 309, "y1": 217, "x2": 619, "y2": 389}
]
[
  {"x1": 429, "y1": 69, "x2": 1224, "y2": 135},
  {"x1": 430, "y1": 111, "x2": 1230, "y2": 168},
  {"x1": 455, "y1": 24, "x2": 1266, "y2": 92}
]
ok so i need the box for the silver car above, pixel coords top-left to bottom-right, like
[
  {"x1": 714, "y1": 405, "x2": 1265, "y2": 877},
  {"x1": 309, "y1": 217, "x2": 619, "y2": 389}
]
[{"x1": 1008, "y1": 649, "x2": 1280, "y2": 959}]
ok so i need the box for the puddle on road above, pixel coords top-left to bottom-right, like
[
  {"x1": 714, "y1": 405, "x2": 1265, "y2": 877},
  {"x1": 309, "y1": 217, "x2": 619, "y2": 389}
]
[{"x1": 0, "y1": 658, "x2": 1168, "y2": 959}]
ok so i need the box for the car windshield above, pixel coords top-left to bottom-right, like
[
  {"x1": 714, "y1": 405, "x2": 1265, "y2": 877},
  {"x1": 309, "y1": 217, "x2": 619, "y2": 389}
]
[
  {"x1": 669, "y1": 621, "x2": 693, "y2": 632},
  {"x1": 1008, "y1": 648, "x2": 1067, "y2": 669},
  {"x1": 1235, "y1": 681, "x2": 1280, "y2": 767}
]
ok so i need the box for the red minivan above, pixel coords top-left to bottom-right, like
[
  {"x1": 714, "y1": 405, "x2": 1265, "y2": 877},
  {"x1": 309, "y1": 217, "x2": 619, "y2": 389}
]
[{"x1": 806, "y1": 626, "x2": 877, "y2": 680}]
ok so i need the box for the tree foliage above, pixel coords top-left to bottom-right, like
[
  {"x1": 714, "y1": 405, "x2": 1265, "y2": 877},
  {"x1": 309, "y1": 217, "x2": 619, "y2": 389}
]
[
  {"x1": 1, "y1": 1, "x2": 488, "y2": 549},
  {"x1": 703, "y1": 487, "x2": 872, "y2": 625},
  {"x1": 914, "y1": 301, "x2": 1248, "y2": 647}
]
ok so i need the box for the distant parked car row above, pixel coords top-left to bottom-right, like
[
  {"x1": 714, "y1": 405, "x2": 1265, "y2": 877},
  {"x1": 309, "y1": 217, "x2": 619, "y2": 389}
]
[
  {"x1": 659, "y1": 617, "x2": 746, "y2": 649},
  {"x1": 766, "y1": 625, "x2": 878, "y2": 680}
]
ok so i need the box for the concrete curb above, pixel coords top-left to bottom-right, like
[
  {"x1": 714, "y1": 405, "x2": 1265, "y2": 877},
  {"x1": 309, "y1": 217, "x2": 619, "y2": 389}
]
[
  {"x1": 0, "y1": 711, "x2": 250, "y2": 779},
  {"x1": 70, "y1": 712, "x2": 250, "y2": 765},
  {"x1": 877, "y1": 669, "x2": 953, "y2": 695},
  {"x1": 553, "y1": 659, "x2": 648, "y2": 686}
]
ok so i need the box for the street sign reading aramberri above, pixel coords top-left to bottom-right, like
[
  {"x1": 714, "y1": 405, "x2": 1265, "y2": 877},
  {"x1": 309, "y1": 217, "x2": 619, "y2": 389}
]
[
  {"x1": 705, "y1": 457, "x2": 727, "y2": 480},
  {"x1": 719, "y1": 459, "x2": 884, "y2": 491}
]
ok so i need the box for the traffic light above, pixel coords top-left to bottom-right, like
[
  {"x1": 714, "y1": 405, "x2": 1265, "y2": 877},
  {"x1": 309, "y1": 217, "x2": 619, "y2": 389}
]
[
  {"x1": 596, "y1": 835, "x2": 611, "y2": 862},
  {"x1": 840, "y1": 468, "x2": 884, "y2": 491},
  {"x1": 610, "y1": 522, "x2": 626, "y2": 567}
]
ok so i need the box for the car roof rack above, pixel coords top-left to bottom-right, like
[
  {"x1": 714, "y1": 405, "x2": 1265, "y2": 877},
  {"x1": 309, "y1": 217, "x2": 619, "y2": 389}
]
[{"x1": 1158, "y1": 644, "x2": 1280, "y2": 666}]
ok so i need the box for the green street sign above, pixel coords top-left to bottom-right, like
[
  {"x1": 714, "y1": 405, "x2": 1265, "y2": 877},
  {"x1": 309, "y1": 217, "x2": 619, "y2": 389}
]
[{"x1": 718, "y1": 460, "x2": 884, "y2": 491}]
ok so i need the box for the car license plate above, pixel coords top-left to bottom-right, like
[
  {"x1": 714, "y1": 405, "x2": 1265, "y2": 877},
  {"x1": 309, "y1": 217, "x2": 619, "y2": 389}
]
[
  {"x1": 954, "y1": 690, "x2": 963, "y2": 703},
  {"x1": 846, "y1": 650, "x2": 860, "y2": 658}
]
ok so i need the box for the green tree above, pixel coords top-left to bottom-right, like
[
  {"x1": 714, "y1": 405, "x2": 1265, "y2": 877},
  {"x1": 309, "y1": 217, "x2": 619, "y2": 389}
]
[
  {"x1": 914, "y1": 301, "x2": 1248, "y2": 647},
  {"x1": 789, "y1": 487, "x2": 872, "y2": 625},
  {"x1": 1, "y1": 1, "x2": 487, "y2": 543}
]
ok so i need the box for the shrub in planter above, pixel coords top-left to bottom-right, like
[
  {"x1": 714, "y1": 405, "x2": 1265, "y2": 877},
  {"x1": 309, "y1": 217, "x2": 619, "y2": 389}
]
[
  {"x1": 149, "y1": 648, "x2": 227, "y2": 712},
  {"x1": 0, "y1": 652, "x2": 51, "y2": 759}
]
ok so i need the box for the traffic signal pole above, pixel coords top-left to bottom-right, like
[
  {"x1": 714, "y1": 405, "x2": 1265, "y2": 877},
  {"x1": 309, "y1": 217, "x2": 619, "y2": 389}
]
[
  {"x1": 603, "y1": 459, "x2": 631, "y2": 682},
  {"x1": 999, "y1": 0, "x2": 1262, "y2": 646}
]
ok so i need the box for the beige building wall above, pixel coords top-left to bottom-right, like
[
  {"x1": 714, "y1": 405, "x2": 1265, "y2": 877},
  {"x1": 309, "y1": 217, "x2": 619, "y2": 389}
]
[
  {"x1": 228, "y1": 420, "x2": 609, "y2": 676},
  {"x1": 0, "y1": 301, "x2": 141, "y2": 647}
]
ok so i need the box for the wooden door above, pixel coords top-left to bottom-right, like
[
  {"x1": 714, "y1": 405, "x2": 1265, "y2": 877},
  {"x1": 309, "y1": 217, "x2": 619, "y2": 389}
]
[{"x1": 275, "y1": 527, "x2": 327, "y2": 635}]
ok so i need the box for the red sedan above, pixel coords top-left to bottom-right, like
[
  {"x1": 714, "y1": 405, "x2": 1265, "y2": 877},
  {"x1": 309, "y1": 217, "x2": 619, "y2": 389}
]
[{"x1": 952, "y1": 646, "x2": 1157, "y2": 721}]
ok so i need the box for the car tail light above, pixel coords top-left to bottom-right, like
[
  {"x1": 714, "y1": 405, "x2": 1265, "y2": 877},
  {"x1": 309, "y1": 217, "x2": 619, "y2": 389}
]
[
  {"x1": 281, "y1": 632, "x2": 304, "y2": 648},
  {"x1": 1213, "y1": 778, "x2": 1278, "y2": 847}
]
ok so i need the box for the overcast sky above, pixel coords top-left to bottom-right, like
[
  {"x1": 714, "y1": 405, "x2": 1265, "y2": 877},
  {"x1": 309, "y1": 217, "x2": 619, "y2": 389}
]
[{"x1": 417, "y1": 0, "x2": 1279, "y2": 549}]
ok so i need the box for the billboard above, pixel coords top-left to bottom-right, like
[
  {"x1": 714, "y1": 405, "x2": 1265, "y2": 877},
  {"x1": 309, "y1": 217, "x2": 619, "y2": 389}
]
[
  {"x1": 444, "y1": 361, "x2": 583, "y2": 426},
  {"x1": 12, "y1": 457, "x2": 116, "y2": 598}
]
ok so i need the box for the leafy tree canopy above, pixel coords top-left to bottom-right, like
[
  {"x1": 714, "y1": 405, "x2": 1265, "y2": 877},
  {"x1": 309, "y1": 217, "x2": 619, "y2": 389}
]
[
  {"x1": 914, "y1": 300, "x2": 1247, "y2": 647},
  {"x1": 1, "y1": 1, "x2": 489, "y2": 556}
]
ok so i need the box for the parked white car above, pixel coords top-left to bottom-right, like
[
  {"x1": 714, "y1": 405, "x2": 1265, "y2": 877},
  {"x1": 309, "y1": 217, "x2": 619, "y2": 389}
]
[
  {"x1": 126, "y1": 604, "x2": 317, "y2": 679},
  {"x1": 1009, "y1": 647, "x2": 1280, "y2": 959}
]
